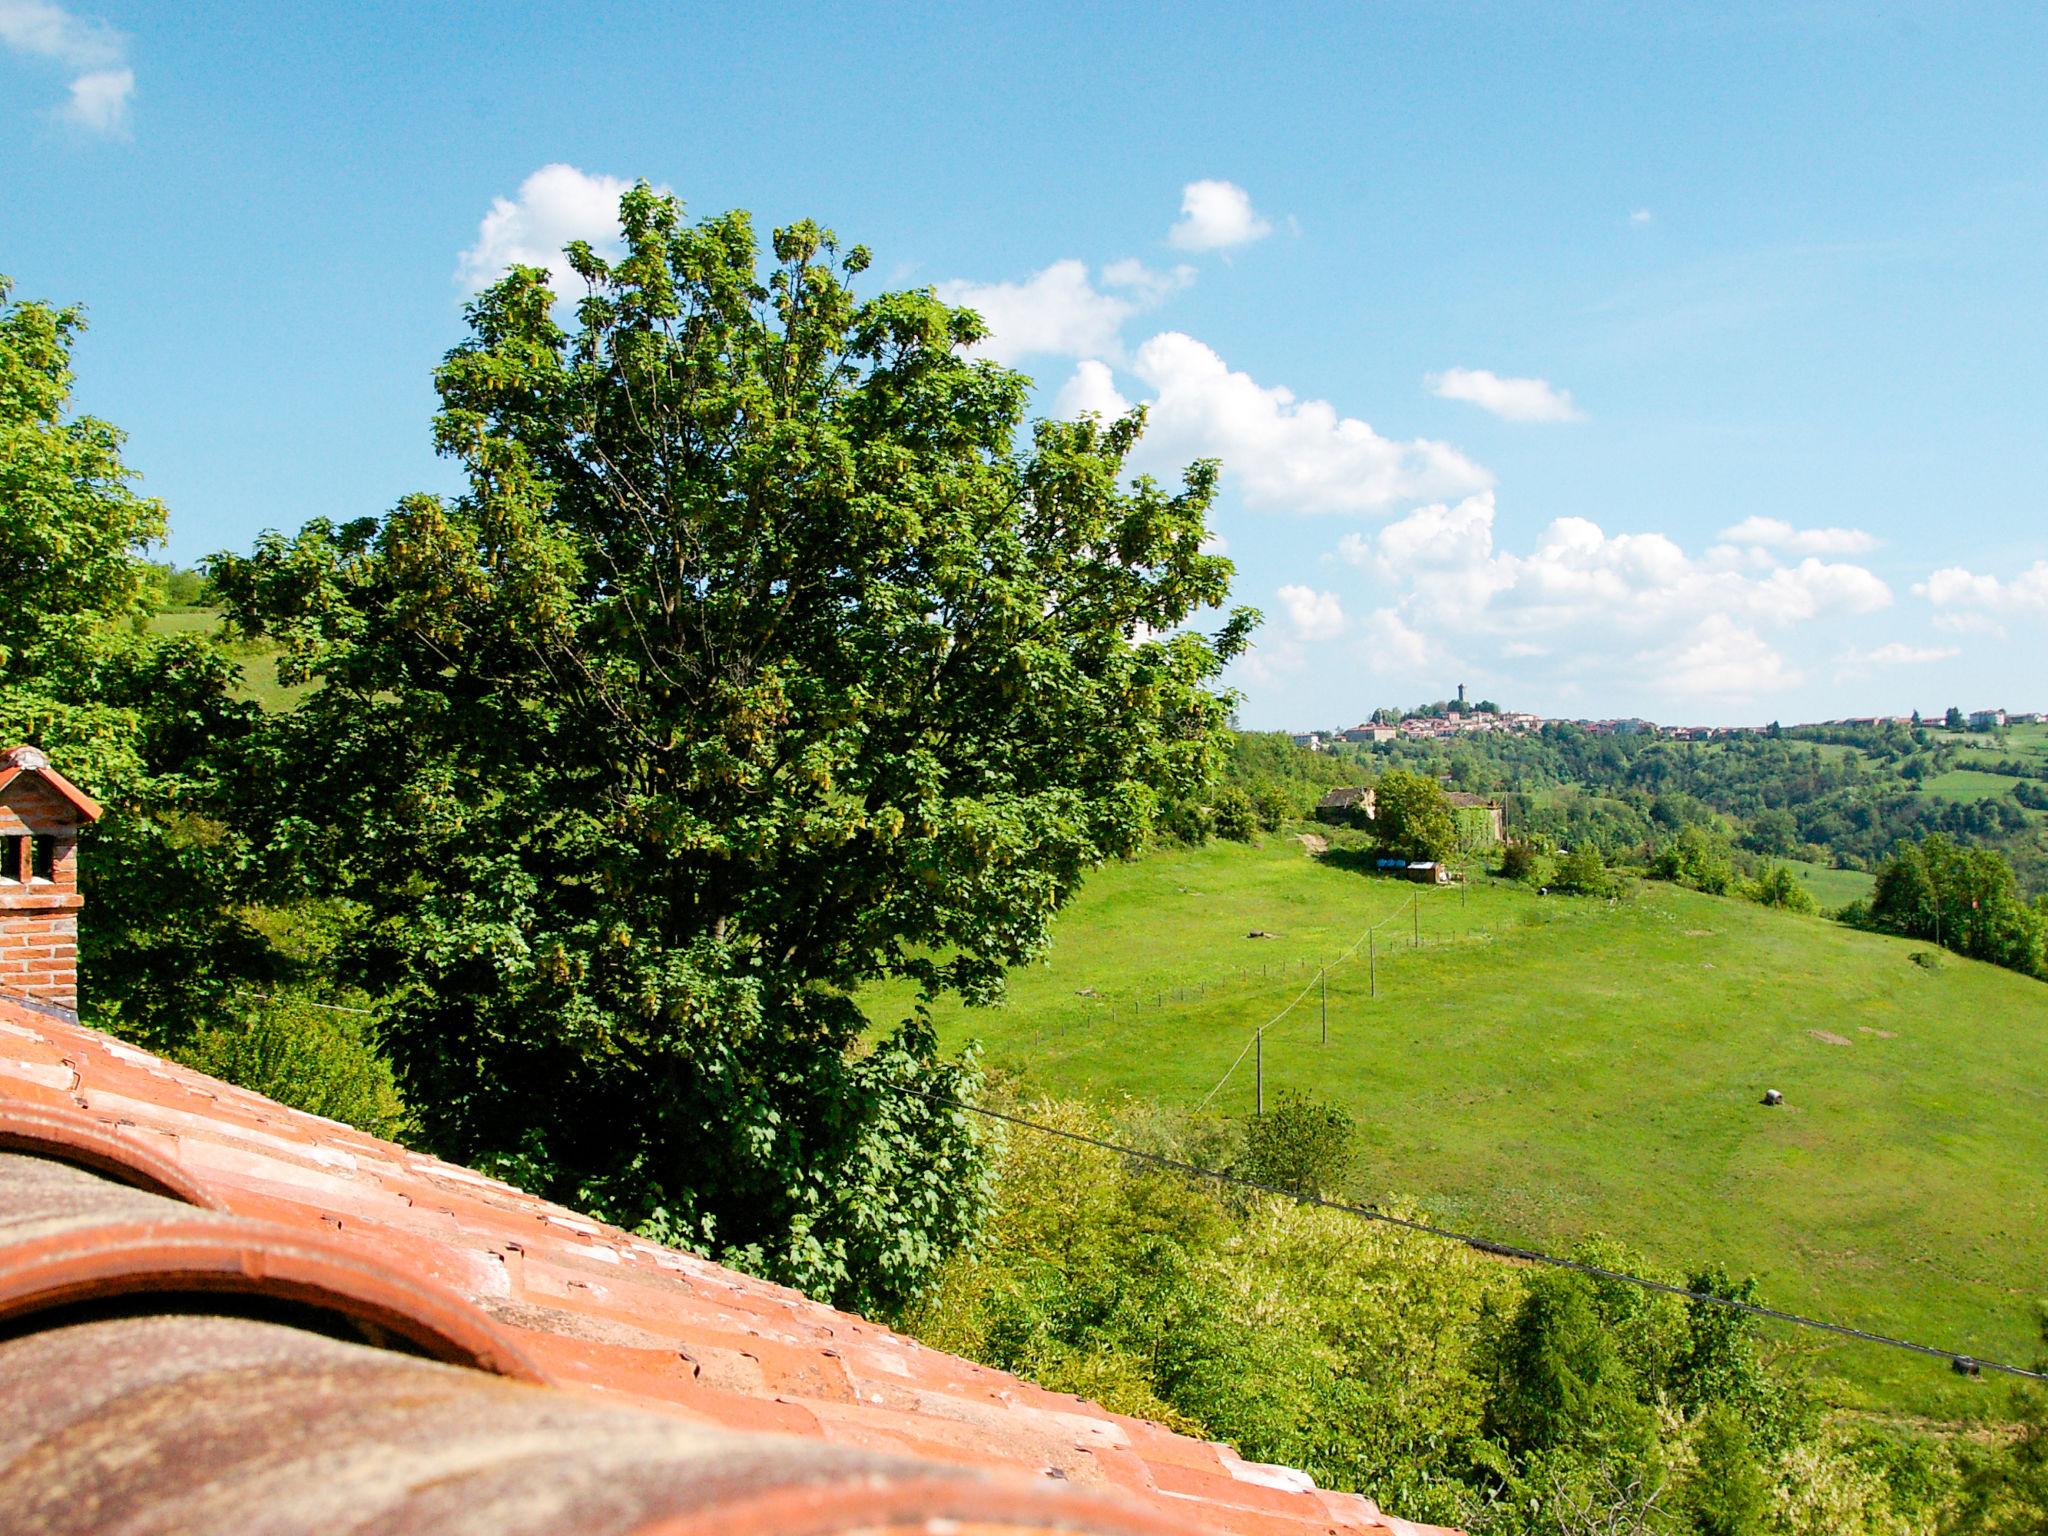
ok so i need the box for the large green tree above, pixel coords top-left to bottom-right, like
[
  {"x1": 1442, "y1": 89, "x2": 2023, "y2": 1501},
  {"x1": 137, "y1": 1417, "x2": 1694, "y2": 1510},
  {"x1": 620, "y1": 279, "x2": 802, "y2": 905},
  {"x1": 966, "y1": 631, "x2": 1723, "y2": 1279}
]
[
  {"x1": 1372, "y1": 768, "x2": 1457, "y2": 863},
  {"x1": 212, "y1": 188, "x2": 1252, "y2": 1313},
  {"x1": 0, "y1": 275, "x2": 259, "y2": 1035}
]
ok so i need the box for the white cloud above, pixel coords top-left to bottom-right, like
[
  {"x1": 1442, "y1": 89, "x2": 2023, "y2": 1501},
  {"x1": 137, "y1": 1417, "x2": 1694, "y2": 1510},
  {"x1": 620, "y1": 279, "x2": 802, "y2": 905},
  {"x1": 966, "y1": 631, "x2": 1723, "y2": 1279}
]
[
  {"x1": 937, "y1": 258, "x2": 1191, "y2": 365},
  {"x1": 1630, "y1": 208, "x2": 1654, "y2": 226},
  {"x1": 1915, "y1": 560, "x2": 2048, "y2": 616},
  {"x1": 1658, "y1": 615, "x2": 1798, "y2": 698},
  {"x1": 1362, "y1": 608, "x2": 1432, "y2": 670},
  {"x1": 456, "y1": 164, "x2": 633, "y2": 295},
  {"x1": 56, "y1": 62, "x2": 128, "y2": 131},
  {"x1": 1100, "y1": 257, "x2": 1196, "y2": 307},
  {"x1": 1343, "y1": 493, "x2": 1892, "y2": 703},
  {"x1": 1168, "y1": 180, "x2": 1273, "y2": 251},
  {"x1": 1277, "y1": 584, "x2": 1347, "y2": 642},
  {"x1": 1428, "y1": 367, "x2": 1584, "y2": 423},
  {"x1": 0, "y1": 0, "x2": 132, "y2": 134},
  {"x1": 1089, "y1": 333, "x2": 1491, "y2": 515},
  {"x1": 1053, "y1": 358, "x2": 1132, "y2": 420},
  {"x1": 1718, "y1": 515, "x2": 1878, "y2": 556},
  {"x1": 1859, "y1": 642, "x2": 1960, "y2": 666}
]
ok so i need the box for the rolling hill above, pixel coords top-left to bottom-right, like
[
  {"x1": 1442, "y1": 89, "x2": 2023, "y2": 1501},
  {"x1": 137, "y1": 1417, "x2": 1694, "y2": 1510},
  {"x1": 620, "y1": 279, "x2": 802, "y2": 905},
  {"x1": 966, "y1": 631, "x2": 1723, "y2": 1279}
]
[{"x1": 862, "y1": 834, "x2": 2048, "y2": 1420}]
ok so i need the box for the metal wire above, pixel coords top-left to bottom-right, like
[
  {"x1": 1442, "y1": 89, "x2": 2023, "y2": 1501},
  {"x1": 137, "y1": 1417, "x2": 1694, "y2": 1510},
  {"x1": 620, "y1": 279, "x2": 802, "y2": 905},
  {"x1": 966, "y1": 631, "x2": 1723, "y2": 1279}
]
[{"x1": 898, "y1": 1085, "x2": 2048, "y2": 1384}]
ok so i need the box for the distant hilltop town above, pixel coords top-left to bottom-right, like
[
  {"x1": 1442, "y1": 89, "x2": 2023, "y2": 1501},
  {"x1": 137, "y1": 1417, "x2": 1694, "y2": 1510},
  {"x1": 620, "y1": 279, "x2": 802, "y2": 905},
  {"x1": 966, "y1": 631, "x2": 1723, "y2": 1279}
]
[{"x1": 1290, "y1": 688, "x2": 2043, "y2": 751}]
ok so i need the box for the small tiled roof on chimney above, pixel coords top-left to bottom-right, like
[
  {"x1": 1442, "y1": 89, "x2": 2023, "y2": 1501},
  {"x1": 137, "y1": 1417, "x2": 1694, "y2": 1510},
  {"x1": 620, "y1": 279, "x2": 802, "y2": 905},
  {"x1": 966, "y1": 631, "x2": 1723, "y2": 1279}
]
[
  {"x1": 0, "y1": 995, "x2": 1460, "y2": 1536},
  {"x1": 0, "y1": 746, "x2": 103, "y2": 1012}
]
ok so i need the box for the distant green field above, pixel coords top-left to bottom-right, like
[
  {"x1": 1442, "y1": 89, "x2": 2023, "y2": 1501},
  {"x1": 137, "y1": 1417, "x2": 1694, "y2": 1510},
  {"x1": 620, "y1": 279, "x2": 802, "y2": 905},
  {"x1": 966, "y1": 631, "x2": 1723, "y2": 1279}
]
[
  {"x1": 1917, "y1": 768, "x2": 2023, "y2": 803},
  {"x1": 1777, "y1": 858, "x2": 1875, "y2": 910},
  {"x1": 863, "y1": 837, "x2": 2048, "y2": 1420},
  {"x1": 147, "y1": 608, "x2": 309, "y2": 712}
]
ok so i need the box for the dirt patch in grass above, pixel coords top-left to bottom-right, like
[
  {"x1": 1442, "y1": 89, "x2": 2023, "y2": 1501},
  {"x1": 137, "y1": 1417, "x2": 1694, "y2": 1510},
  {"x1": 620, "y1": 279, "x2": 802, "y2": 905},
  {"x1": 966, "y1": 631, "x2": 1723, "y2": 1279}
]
[
  {"x1": 1809, "y1": 1029, "x2": 1852, "y2": 1046},
  {"x1": 1859, "y1": 1027, "x2": 1896, "y2": 1039},
  {"x1": 1295, "y1": 833, "x2": 1329, "y2": 856}
]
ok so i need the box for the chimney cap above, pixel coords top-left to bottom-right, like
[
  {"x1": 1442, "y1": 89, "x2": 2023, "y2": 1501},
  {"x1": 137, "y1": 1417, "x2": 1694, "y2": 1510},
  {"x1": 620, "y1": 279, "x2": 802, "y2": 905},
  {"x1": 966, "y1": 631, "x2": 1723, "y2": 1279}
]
[{"x1": 0, "y1": 746, "x2": 104, "y2": 823}]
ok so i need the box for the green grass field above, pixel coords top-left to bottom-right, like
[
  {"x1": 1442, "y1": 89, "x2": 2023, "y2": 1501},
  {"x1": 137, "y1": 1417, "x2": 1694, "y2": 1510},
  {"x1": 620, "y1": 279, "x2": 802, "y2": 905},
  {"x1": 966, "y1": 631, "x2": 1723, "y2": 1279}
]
[
  {"x1": 1919, "y1": 768, "x2": 2028, "y2": 803},
  {"x1": 1777, "y1": 858, "x2": 1875, "y2": 911},
  {"x1": 147, "y1": 608, "x2": 309, "y2": 712},
  {"x1": 863, "y1": 836, "x2": 2048, "y2": 1420}
]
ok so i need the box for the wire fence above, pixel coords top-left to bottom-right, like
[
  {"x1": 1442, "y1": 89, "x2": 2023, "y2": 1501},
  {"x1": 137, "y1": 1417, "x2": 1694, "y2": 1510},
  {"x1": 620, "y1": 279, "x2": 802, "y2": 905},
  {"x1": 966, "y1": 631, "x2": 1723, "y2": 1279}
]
[{"x1": 891, "y1": 1082, "x2": 2048, "y2": 1385}]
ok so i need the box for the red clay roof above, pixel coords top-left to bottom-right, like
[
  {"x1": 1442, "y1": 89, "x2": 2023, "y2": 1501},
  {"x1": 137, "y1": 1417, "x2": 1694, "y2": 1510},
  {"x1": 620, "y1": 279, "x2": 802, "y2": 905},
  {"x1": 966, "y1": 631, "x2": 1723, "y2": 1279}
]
[
  {"x1": 0, "y1": 746, "x2": 104, "y2": 823},
  {"x1": 0, "y1": 992, "x2": 1457, "y2": 1536}
]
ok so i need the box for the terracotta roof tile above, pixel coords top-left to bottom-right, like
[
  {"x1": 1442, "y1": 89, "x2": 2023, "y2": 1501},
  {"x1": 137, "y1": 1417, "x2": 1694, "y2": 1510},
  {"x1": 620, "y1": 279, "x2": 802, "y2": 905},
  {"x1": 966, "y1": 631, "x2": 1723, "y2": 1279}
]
[{"x1": 0, "y1": 992, "x2": 1460, "y2": 1535}]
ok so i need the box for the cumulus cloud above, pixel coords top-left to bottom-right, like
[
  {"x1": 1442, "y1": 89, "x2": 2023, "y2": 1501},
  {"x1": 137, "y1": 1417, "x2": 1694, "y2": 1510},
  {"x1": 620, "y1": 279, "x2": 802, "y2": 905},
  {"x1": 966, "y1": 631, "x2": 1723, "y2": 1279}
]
[
  {"x1": 0, "y1": 0, "x2": 132, "y2": 134},
  {"x1": 1427, "y1": 367, "x2": 1584, "y2": 423},
  {"x1": 1343, "y1": 492, "x2": 1891, "y2": 700},
  {"x1": 1277, "y1": 584, "x2": 1347, "y2": 642},
  {"x1": 1079, "y1": 333, "x2": 1491, "y2": 515},
  {"x1": 1915, "y1": 560, "x2": 2048, "y2": 616},
  {"x1": 456, "y1": 163, "x2": 633, "y2": 295},
  {"x1": 1053, "y1": 358, "x2": 1132, "y2": 420},
  {"x1": 1362, "y1": 608, "x2": 1433, "y2": 670},
  {"x1": 1658, "y1": 614, "x2": 1798, "y2": 697},
  {"x1": 1853, "y1": 642, "x2": 1960, "y2": 666},
  {"x1": 937, "y1": 258, "x2": 1191, "y2": 364},
  {"x1": 1168, "y1": 180, "x2": 1272, "y2": 251},
  {"x1": 1718, "y1": 515, "x2": 1878, "y2": 556},
  {"x1": 1100, "y1": 257, "x2": 1197, "y2": 307}
]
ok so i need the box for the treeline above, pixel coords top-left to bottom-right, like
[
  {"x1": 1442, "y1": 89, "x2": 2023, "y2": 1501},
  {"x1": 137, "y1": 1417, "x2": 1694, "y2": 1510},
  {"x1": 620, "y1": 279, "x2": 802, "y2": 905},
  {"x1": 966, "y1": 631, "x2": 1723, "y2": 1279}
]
[
  {"x1": 1332, "y1": 722, "x2": 2046, "y2": 897},
  {"x1": 908, "y1": 1091, "x2": 2046, "y2": 1536},
  {"x1": 1846, "y1": 834, "x2": 2048, "y2": 980}
]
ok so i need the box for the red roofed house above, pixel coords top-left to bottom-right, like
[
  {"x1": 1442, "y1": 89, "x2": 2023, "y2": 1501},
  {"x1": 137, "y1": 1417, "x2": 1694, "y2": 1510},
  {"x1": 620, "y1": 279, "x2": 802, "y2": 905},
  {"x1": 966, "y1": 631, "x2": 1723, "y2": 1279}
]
[{"x1": 0, "y1": 745, "x2": 1458, "y2": 1536}]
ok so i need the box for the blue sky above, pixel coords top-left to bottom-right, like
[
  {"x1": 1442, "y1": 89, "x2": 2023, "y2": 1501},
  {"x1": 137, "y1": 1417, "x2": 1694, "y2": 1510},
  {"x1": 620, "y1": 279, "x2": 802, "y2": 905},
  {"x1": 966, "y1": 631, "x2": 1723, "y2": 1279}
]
[{"x1": 5, "y1": 1, "x2": 2046, "y2": 728}]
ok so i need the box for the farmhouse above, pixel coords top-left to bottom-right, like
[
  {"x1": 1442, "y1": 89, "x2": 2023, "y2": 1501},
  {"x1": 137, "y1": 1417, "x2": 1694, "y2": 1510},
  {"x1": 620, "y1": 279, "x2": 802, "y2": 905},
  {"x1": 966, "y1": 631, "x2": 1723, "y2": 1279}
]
[
  {"x1": 1314, "y1": 785, "x2": 1377, "y2": 826},
  {"x1": 1445, "y1": 791, "x2": 1505, "y2": 843}
]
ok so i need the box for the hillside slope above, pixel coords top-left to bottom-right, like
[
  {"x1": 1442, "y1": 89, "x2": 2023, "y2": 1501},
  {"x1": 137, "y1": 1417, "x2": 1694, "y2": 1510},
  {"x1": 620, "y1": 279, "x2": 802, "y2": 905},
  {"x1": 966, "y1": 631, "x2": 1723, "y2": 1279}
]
[{"x1": 863, "y1": 837, "x2": 2048, "y2": 1419}]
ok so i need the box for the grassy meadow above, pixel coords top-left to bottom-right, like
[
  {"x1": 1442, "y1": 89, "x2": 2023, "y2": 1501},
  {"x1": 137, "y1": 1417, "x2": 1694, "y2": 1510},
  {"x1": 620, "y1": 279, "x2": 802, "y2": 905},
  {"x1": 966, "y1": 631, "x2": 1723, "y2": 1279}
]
[
  {"x1": 1777, "y1": 857, "x2": 1875, "y2": 911},
  {"x1": 862, "y1": 834, "x2": 2048, "y2": 1421},
  {"x1": 147, "y1": 608, "x2": 309, "y2": 712}
]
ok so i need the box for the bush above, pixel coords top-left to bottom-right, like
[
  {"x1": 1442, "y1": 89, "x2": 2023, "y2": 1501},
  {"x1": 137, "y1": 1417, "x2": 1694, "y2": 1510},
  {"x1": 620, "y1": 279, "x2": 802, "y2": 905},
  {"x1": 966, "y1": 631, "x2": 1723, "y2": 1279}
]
[
  {"x1": 1653, "y1": 824, "x2": 1735, "y2": 895},
  {"x1": 1211, "y1": 787, "x2": 1260, "y2": 843},
  {"x1": 179, "y1": 992, "x2": 414, "y2": 1140},
  {"x1": 1235, "y1": 1089, "x2": 1357, "y2": 1198},
  {"x1": 1500, "y1": 840, "x2": 1545, "y2": 883},
  {"x1": 1744, "y1": 863, "x2": 1818, "y2": 914},
  {"x1": 1251, "y1": 783, "x2": 1295, "y2": 832},
  {"x1": 1552, "y1": 843, "x2": 1612, "y2": 897}
]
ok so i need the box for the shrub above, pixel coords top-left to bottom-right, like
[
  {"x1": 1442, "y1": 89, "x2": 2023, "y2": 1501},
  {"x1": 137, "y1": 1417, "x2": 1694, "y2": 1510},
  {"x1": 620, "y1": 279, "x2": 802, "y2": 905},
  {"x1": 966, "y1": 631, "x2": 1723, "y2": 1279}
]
[
  {"x1": 1653, "y1": 824, "x2": 1735, "y2": 895},
  {"x1": 1682, "y1": 1404, "x2": 1771, "y2": 1536},
  {"x1": 1552, "y1": 843, "x2": 1612, "y2": 897},
  {"x1": 1745, "y1": 863, "x2": 1818, "y2": 914},
  {"x1": 180, "y1": 993, "x2": 414, "y2": 1140},
  {"x1": 1251, "y1": 782, "x2": 1295, "y2": 832},
  {"x1": 1234, "y1": 1089, "x2": 1357, "y2": 1198},
  {"x1": 1500, "y1": 839, "x2": 1545, "y2": 883},
  {"x1": 1211, "y1": 787, "x2": 1260, "y2": 843}
]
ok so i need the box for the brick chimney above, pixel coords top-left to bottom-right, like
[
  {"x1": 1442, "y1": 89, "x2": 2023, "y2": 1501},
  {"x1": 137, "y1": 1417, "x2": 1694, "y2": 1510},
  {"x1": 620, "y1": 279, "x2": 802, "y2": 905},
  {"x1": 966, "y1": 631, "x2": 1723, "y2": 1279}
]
[{"x1": 0, "y1": 747, "x2": 103, "y2": 1012}]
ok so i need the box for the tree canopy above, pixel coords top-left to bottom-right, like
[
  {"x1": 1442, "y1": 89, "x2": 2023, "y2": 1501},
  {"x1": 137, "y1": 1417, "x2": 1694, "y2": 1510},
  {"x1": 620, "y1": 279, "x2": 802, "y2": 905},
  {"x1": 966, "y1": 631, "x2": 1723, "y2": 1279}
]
[
  {"x1": 0, "y1": 275, "x2": 260, "y2": 1036},
  {"x1": 1371, "y1": 768, "x2": 1457, "y2": 863},
  {"x1": 210, "y1": 187, "x2": 1252, "y2": 1311}
]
